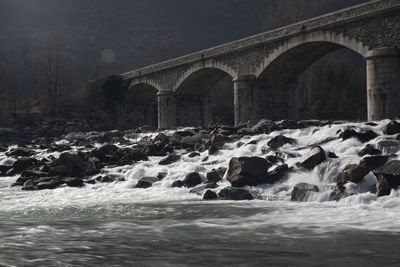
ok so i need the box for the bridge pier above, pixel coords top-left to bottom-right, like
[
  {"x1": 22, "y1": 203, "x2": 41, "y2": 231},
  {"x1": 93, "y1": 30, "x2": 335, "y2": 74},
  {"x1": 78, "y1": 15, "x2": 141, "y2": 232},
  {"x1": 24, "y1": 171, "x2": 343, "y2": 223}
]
[
  {"x1": 233, "y1": 75, "x2": 256, "y2": 125},
  {"x1": 366, "y1": 47, "x2": 400, "y2": 121},
  {"x1": 157, "y1": 90, "x2": 176, "y2": 129}
]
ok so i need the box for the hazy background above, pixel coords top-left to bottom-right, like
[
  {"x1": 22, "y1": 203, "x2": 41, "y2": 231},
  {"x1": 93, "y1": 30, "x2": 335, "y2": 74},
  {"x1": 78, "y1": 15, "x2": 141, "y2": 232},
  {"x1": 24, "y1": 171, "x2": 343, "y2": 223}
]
[{"x1": 0, "y1": 0, "x2": 369, "y2": 125}]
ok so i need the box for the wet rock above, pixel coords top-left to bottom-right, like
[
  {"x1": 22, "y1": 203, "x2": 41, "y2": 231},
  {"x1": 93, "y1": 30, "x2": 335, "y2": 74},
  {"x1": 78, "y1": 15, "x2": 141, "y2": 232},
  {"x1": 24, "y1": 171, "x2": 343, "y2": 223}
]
[
  {"x1": 377, "y1": 140, "x2": 399, "y2": 153},
  {"x1": 246, "y1": 140, "x2": 257, "y2": 145},
  {"x1": 251, "y1": 119, "x2": 276, "y2": 134},
  {"x1": 174, "y1": 130, "x2": 196, "y2": 137},
  {"x1": 189, "y1": 183, "x2": 218, "y2": 195},
  {"x1": 383, "y1": 121, "x2": 400, "y2": 135},
  {"x1": 98, "y1": 144, "x2": 119, "y2": 156},
  {"x1": 36, "y1": 177, "x2": 62, "y2": 190},
  {"x1": 336, "y1": 164, "x2": 369, "y2": 184},
  {"x1": 135, "y1": 177, "x2": 158, "y2": 188},
  {"x1": 237, "y1": 128, "x2": 256, "y2": 136},
  {"x1": 62, "y1": 178, "x2": 84, "y2": 187},
  {"x1": 141, "y1": 143, "x2": 169, "y2": 157},
  {"x1": 360, "y1": 155, "x2": 390, "y2": 171},
  {"x1": 266, "y1": 155, "x2": 284, "y2": 165},
  {"x1": 208, "y1": 134, "x2": 226, "y2": 155},
  {"x1": 374, "y1": 160, "x2": 400, "y2": 189},
  {"x1": 0, "y1": 145, "x2": 8, "y2": 152},
  {"x1": 276, "y1": 120, "x2": 298, "y2": 130},
  {"x1": 267, "y1": 135, "x2": 295, "y2": 150},
  {"x1": 0, "y1": 165, "x2": 12, "y2": 176},
  {"x1": 339, "y1": 129, "x2": 378, "y2": 143},
  {"x1": 226, "y1": 157, "x2": 271, "y2": 187},
  {"x1": 326, "y1": 152, "x2": 339, "y2": 159},
  {"x1": 48, "y1": 152, "x2": 98, "y2": 177},
  {"x1": 6, "y1": 147, "x2": 34, "y2": 157},
  {"x1": 183, "y1": 172, "x2": 202, "y2": 188},
  {"x1": 120, "y1": 149, "x2": 148, "y2": 163},
  {"x1": 7, "y1": 158, "x2": 39, "y2": 175},
  {"x1": 218, "y1": 187, "x2": 254, "y2": 200},
  {"x1": 358, "y1": 144, "x2": 382, "y2": 157},
  {"x1": 203, "y1": 190, "x2": 219, "y2": 200},
  {"x1": 266, "y1": 164, "x2": 290, "y2": 184},
  {"x1": 300, "y1": 146, "x2": 326, "y2": 170},
  {"x1": 157, "y1": 172, "x2": 167, "y2": 180},
  {"x1": 291, "y1": 183, "x2": 320, "y2": 202},
  {"x1": 181, "y1": 134, "x2": 207, "y2": 149},
  {"x1": 159, "y1": 154, "x2": 181, "y2": 165},
  {"x1": 206, "y1": 167, "x2": 227, "y2": 183},
  {"x1": 188, "y1": 152, "x2": 200, "y2": 158},
  {"x1": 96, "y1": 175, "x2": 118, "y2": 183},
  {"x1": 171, "y1": 180, "x2": 184, "y2": 188},
  {"x1": 330, "y1": 185, "x2": 352, "y2": 201},
  {"x1": 375, "y1": 176, "x2": 391, "y2": 197}
]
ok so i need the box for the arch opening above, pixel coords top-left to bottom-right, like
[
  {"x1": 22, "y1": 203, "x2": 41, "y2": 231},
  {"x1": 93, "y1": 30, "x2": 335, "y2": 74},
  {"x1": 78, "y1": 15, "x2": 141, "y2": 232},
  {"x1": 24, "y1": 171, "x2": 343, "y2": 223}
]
[
  {"x1": 123, "y1": 83, "x2": 158, "y2": 128},
  {"x1": 256, "y1": 41, "x2": 367, "y2": 121},
  {"x1": 175, "y1": 68, "x2": 234, "y2": 127}
]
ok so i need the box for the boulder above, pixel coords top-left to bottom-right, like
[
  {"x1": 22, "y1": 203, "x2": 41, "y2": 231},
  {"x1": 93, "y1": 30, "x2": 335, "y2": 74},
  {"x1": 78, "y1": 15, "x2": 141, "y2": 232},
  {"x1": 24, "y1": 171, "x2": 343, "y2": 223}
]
[
  {"x1": 251, "y1": 119, "x2": 276, "y2": 134},
  {"x1": 59, "y1": 153, "x2": 89, "y2": 176},
  {"x1": 330, "y1": 185, "x2": 353, "y2": 201},
  {"x1": 267, "y1": 135, "x2": 295, "y2": 150},
  {"x1": 189, "y1": 183, "x2": 218, "y2": 195},
  {"x1": 374, "y1": 160, "x2": 400, "y2": 189},
  {"x1": 188, "y1": 152, "x2": 200, "y2": 158},
  {"x1": 206, "y1": 167, "x2": 227, "y2": 183},
  {"x1": 208, "y1": 134, "x2": 226, "y2": 155},
  {"x1": 183, "y1": 172, "x2": 202, "y2": 188},
  {"x1": 360, "y1": 155, "x2": 390, "y2": 171},
  {"x1": 171, "y1": 180, "x2": 184, "y2": 188},
  {"x1": 339, "y1": 129, "x2": 378, "y2": 143},
  {"x1": 218, "y1": 187, "x2": 254, "y2": 200},
  {"x1": 203, "y1": 190, "x2": 219, "y2": 200},
  {"x1": 266, "y1": 155, "x2": 284, "y2": 165},
  {"x1": 291, "y1": 183, "x2": 320, "y2": 202},
  {"x1": 62, "y1": 178, "x2": 84, "y2": 187},
  {"x1": 377, "y1": 140, "x2": 399, "y2": 153},
  {"x1": 6, "y1": 147, "x2": 34, "y2": 157},
  {"x1": 358, "y1": 144, "x2": 382, "y2": 157},
  {"x1": 159, "y1": 154, "x2": 181, "y2": 165},
  {"x1": 135, "y1": 177, "x2": 158, "y2": 188},
  {"x1": 375, "y1": 176, "x2": 391, "y2": 197},
  {"x1": 300, "y1": 146, "x2": 326, "y2": 170},
  {"x1": 336, "y1": 164, "x2": 369, "y2": 184},
  {"x1": 383, "y1": 121, "x2": 400, "y2": 135},
  {"x1": 226, "y1": 157, "x2": 271, "y2": 187},
  {"x1": 7, "y1": 158, "x2": 39, "y2": 175},
  {"x1": 266, "y1": 164, "x2": 290, "y2": 184}
]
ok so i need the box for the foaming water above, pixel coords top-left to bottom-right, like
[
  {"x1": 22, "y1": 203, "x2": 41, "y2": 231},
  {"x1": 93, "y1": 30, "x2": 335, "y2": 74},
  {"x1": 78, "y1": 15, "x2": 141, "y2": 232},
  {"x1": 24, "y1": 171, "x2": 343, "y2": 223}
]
[{"x1": 1, "y1": 120, "x2": 400, "y2": 266}]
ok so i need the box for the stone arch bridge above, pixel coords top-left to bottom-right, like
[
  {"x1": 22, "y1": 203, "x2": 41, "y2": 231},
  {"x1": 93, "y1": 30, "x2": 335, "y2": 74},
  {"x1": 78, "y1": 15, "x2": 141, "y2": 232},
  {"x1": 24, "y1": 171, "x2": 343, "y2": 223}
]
[{"x1": 122, "y1": 0, "x2": 400, "y2": 128}]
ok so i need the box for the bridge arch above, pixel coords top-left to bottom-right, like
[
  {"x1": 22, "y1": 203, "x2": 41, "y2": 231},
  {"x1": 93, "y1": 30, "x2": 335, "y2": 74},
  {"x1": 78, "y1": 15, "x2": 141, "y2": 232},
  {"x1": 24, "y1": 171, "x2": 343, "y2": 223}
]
[
  {"x1": 174, "y1": 64, "x2": 237, "y2": 126},
  {"x1": 254, "y1": 31, "x2": 369, "y2": 121},
  {"x1": 124, "y1": 81, "x2": 160, "y2": 128}
]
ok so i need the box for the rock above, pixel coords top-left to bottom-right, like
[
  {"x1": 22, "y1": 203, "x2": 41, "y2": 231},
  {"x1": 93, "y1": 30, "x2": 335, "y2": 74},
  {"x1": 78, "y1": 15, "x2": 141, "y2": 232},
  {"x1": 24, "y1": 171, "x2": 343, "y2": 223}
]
[
  {"x1": 157, "y1": 172, "x2": 167, "y2": 180},
  {"x1": 171, "y1": 180, "x2": 184, "y2": 188},
  {"x1": 0, "y1": 165, "x2": 12, "y2": 176},
  {"x1": 6, "y1": 147, "x2": 34, "y2": 157},
  {"x1": 59, "y1": 153, "x2": 89, "y2": 176},
  {"x1": 358, "y1": 144, "x2": 382, "y2": 157},
  {"x1": 360, "y1": 155, "x2": 390, "y2": 171},
  {"x1": 98, "y1": 144, "x2": 119, "y2": 156},
  {"x1": 62, "y1": 178, "x2": 84, "y2": 187},
  {"x1": 266, "y1": 164, "x2": 290, "y2": 184},
  {"x1": 206, "y1": 167, "x2": 227, "y2": 183},
  {"x1": 208, "y1": 134, "x2": 226, "y2": 155},
  {"x1": 159, "y1": 154, "x2": 181, "y2": 165},
  {"x1": 383, "y1": 121, "x2": 400, "y2": 135},
  {"x1": 0, "y1": 145, "x2": 8, "y2": 152},
  {"x1": 374, "y1": 160, "x2": 400, "y2": 189},
  {"x1": 237, "y1": 128, "x2": 256, "y2": 136},
  {"x1": 7, "y1": 158, "x2": 39, "y2": 175},
  {"x1": 36, "y1": 178, "x2": 62, "y2": 190},
  {"x1": 188, "y1": 152, "x2": 200, "y2": 158},
  {"x1": 183, "y1": 172, "x2": 202, "y2": 188},
  {"x1": 291, "y1": 183, "x2": 320, "y2": 202},
  {"x1": 181, "y1": 134, "x2": 207, "y2": 149},
  {"x1": 95, "y1": 175, "x2": 118, "y2": 183},
  {"x1": 218, "y1": 187, "x2": 254, "y2": 200},
  {"x1": 340, "y1": 129, "x2": 378, "y2": 143},
  {"x1": 300, "y1": 146, "x2": 326, "y2": 170},
  {"x1": 226, "y1": 157, "x2": 271, "y2": 187},
  {"x1": 189, "y1": 183, "x2": 218, "y2": 195},
  {"x1": 251, "y1": 119, "x2": 276, "y2": 134},
  {"x1": 276, "y1": 120, "x2": 298, "y2": 130},
  {"x1": 377, "y1": 140, "x2": 399, "y2": 153},
  {"x1": 135, "y1": 177, "x2": 158, "y2": 188},
  {"x1": 203, "y1": 190, "x2": 219, "y2": 200},
  {"x1": 375, "y1": 176, "x2": 391, "y2": 197},
  {"x1": 336, "y1": 164, "x2": 369, "y2": 184},
  {"x1": 267, "y1": 135, "x2": 295, "y2": 150},
  {"x1": 330, "y1": 185, "x2": 352, "y2": 201},
  {"x1": 120, "y1": 150, "x2": 148, "y2": 163},
  {"x1": 326, "y1": 152, "x2": 339, "y2": 159},
  {"x1": 265, "y1": 155, "x2": 284, "y2": 165}
]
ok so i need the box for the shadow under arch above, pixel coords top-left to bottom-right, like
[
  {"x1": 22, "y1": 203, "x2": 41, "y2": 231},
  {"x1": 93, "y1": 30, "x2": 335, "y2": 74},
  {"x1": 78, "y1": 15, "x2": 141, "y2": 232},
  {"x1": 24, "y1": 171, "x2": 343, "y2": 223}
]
[
  {"x1": 255, "y1": 41, "x2": 367, "y2": 121},
  {"x1": 123, "y1": 82, "x2": 159, "y2": 128},
  {"x1": 175, "y1": 67, "x2": 235, "y2": 127}
]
